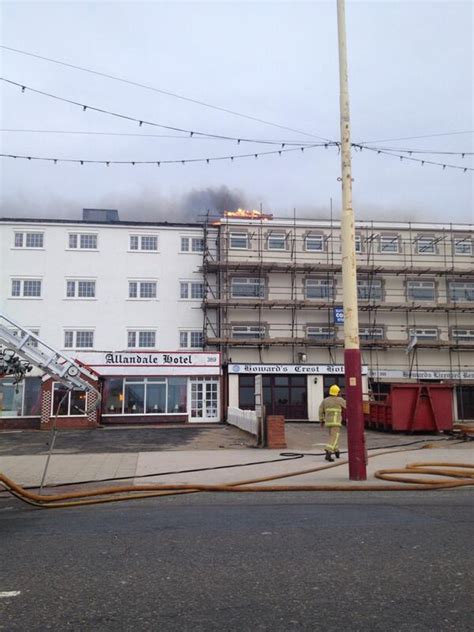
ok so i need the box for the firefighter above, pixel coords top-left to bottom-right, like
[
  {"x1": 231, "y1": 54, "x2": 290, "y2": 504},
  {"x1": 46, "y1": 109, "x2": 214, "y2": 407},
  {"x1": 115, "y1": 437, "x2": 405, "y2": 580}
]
[{"x1": 319, "y1": 384, "x2": 346, "y2": 462}]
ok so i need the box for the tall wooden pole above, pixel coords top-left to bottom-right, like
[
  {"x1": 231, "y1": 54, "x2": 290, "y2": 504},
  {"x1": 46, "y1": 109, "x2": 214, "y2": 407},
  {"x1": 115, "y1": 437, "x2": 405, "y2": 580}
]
[{"x1": 336, "y1": 0, "x2": 367, "y2": 480}]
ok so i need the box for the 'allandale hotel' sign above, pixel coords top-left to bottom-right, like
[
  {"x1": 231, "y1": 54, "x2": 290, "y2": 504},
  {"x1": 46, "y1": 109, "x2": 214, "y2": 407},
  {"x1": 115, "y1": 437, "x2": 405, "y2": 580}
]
[{"x1": 75, "y1": 351, "x2": 221, "y2": 376}]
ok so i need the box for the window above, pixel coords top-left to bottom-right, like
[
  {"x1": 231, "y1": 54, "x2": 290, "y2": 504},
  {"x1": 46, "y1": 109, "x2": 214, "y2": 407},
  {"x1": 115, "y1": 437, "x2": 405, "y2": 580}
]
[
  {"x1": 451, "y1": 329, "x2": 474, "y2": 342},
  {"x1": 354, "y1": 234, "x2": 362, "y2": 253},
  {"x1": 305, "y1": 233, "x2": 324, "y2": 252},
  {"x1": 416, "y1": 235, "x2": 436, "y2": 254},
  {"x1": 180, "y1": 281, "x2": 204, "y2": 299},
  {"x1": 306, "y1": 326, "x2": 335, "y2": 341},
  {"x1": 52, "y1": 383, "x2": 87, "y2": 416},
  {"x1": 13, "y1": 232, "x2": 44, "y2": 248},
  {"x1": 0, "y1": 377, "x2": 41, "y2": 417},
  {"x1": 231, "y1": 277, "x2": 265, "y2": 298},
  {"x1": 239, "y1": 375, "x2": 256, "y2": 410},
  {"x1": 128, "y1": 281, "x2": 157, "y2": 299},
  {"x1": 357, "y1": 279, "x2": 383, "y2": 301},
  {"x1": 379, "y1": 235, "x2": 400, "y2": 253},
  {"x1": 229, "y1": 232, "x2": 249, "y2": 249},
  {"x1": 406, "y1": 280, "x2": 436, "y2": 301},
  {"x1": 181, "y1": 237, "x2": 204, "y2": 252},
  {"x1": 66, "y1": 280, "x2": 96, "y2": 298},
  {"x1": 64, "y1": 330, "x2": 94, "y2": 348},
  {"x1": 103, "y1": 377, "x2": 187, "y2": 415},
  {"x1": 448, "y1": 281, "x2": 474, "y2": 302},
  {"x1": 359, "y1": 326, "x2": 384, "y2": 341},
  {"x1": 454, "y1": 238, "x2": 473, "y2": 256},
  {"x1": 267, "y1": 231, "x2": 287, "y2": 250},
  {"x1": 68, "y1": 233, "x2": 98, "y2": 249},
  {"x1": 11, "y1": 278, "x2": 42, "y2": 298},
  {"x1": 127, "y1": 330, "x2": 156, "y2": 348},
  {"x1": 179, "y1": 331, "x2": 204, "y2": 348},
  {"x1": 231, "y1": 325, "x2": 266, "y2": 339},
  {"x1": 129, "y1": 235, "x2": 158, "y2": 251},
  {"x1": 409, "y1": 328, "x2": 438, "y2": 341},
  {"x1": 305, "y1": 278, "x2": 334, "y2": 300}
]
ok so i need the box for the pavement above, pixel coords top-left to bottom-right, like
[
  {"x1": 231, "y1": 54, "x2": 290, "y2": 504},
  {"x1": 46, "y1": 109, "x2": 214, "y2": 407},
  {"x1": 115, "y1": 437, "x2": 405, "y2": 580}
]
[{"x1": 0, "y1": 423, "x2": 472, "y2": 491}]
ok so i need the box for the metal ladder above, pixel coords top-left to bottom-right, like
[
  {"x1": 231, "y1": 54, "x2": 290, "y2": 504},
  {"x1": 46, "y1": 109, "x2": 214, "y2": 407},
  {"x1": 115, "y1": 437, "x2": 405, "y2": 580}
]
[{"x1": 0, "y1": 312, "x2": 100, "y2": 398}]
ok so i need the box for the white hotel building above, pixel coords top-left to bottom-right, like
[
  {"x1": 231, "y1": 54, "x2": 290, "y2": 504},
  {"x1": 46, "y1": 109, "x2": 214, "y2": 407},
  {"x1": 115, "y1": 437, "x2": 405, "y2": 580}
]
[
  {"x1": 1, "y1": 208, "x2": 473, "y2": 428},
  {"x1": 0, "y1": 209, "x2": 220, "y2": 428}
]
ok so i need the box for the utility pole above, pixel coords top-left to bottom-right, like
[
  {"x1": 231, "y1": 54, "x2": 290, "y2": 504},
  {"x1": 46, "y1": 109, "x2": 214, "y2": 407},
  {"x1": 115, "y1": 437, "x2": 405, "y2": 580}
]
[{"x1": 336, "y1": 0, "x2": 367, "y2": 480}]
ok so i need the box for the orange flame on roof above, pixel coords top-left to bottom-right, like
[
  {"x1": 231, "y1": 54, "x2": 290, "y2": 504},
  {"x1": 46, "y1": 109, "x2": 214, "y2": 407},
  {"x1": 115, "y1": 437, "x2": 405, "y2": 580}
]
[{"x1": 223, "y1": 208, "x2": 273, "y2": 220}]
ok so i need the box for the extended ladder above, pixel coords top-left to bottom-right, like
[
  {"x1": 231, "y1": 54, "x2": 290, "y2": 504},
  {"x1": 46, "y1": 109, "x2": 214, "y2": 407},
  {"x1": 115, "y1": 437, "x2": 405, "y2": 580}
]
[{"x1": 0, "y1": 313, "x2": 100, "y2": 401}]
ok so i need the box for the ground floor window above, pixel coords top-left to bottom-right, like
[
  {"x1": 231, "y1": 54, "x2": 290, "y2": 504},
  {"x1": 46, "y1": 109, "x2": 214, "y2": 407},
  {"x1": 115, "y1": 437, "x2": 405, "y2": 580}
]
[
  {"x1": 0, "y1": 377, "x2": 41, "y2": 417},
  {"x1": 52, "y1": 383, "x2": 88, "y2": 416},
  {"x1": 456, "y1": 385, "x2": 474, "y2": 420},
  {"x1": 238, "y1": 375, "x2": 308, "y2": 419},
  {"x1": 323, "y1": 375, "x2": 345, "y2": 397},
  {"x1": 103, "y1": 377, "x2": 187, "y2": 415}
]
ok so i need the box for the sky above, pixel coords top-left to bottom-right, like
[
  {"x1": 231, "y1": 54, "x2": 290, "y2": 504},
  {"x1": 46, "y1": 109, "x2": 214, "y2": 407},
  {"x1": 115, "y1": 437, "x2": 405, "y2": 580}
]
[{"x1": 0, "y1": 0, "x2": 473, "y2": 223}]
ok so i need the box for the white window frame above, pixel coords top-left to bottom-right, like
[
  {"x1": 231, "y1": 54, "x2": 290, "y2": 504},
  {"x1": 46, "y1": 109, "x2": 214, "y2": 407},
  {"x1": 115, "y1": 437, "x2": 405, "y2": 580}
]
[
  {"x1": 65, "y1": 279, "x2": 96, "y2": 299},
  {"x1": 180, "y1": 236, "x2": 204, "y2": 253},
  {"x1": 13, "y1": 231, "x2": 44, "y2": 249},
  {"x1": 267, "y1": 231, "x2": 287, "y2": 251},
  {"x1": 68, "y1": 233, "x2": 98, "y2": 250},
  {"x1": 231, "y1": 325, "x2": 266, "y2": 340},
  {"x1": 229, "y1": 232, "x2": 249, "y2": 250},
  {"x1": 180, "y1": 281, "x2": 205, "y2": 300},
  {"x1": 454, "y1": 238, "x2": 473, "y2": 256},
  {"x1": 127, "y1": 330, "x2": 157, "y2": 348},
  {"x1": 128, "y1": 280, "x2": 158, "y2": 300},
  {"x1": 379, "y1": 234, "x2": 400, "y2": 254},
  {"x1": 305, "y1": 233, "x2": 325, "y2": 252},
  {"x1": 448, "y1": 281, "x2": 474, "y2": 302},
  {"x1": 416, "y1": 235, "x2": 436, "y2": 255},
  {"x1": 10, "y1": 278, "x2": 42, "y2": 298},
  {"x1": 306, "y1": 325, "x2": 335, "y2": 341},
  {"x1": 52, "y1": 383, "x2": 88, "y2": 417},
  {"x1": 179, "y1": 330, "x2": 204, "y2": 349},
  {"x1": 359, "y1": 326, "x2": 384, "y2": 341},
  {"x1": 451, "y1": 328, "x2": 474, "y2": 342},
  {"x1": 129, "y1": 234, "x2": 159, "y2": 252},
  {"x1": 305, "y1": 278, "x2": 334, "y2": 300},
  {"x1": 406, "y1": 280, "x2": 436, "y2": 302},
  {"x1": 63, "y1": 330, "x2": 95, "y2": 349},
  {"x1": 357, "y1": 278, "x2": 383, "y2": 301},
  {"x1": 230, "y1": 277, "x2": 265, "y2": 299},
  {"x1": 409, "y1": 327, "x2": 438, "y2": 341},
  {"x1": 354, "y1": 234, "x2": 363, "y2": 253}
]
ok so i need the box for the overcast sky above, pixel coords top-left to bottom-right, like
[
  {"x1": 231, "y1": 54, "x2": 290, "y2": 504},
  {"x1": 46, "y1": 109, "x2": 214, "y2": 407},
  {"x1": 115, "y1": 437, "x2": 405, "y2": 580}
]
[{"x1": 1, "y1": 0, "x2": 473, "y2": 223}]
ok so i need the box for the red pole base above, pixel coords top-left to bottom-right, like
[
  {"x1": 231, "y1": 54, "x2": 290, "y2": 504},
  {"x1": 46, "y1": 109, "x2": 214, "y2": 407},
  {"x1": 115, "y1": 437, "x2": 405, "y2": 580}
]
[{"x1": 344, "y1": 348, "x2": 367, "y2": 481}]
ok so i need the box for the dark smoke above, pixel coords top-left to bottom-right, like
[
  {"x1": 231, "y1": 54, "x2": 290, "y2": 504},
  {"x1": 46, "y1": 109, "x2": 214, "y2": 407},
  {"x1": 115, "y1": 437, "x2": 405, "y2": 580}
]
[{"x1": 0, "y1": 186, "x2": 249, "y2": 222}]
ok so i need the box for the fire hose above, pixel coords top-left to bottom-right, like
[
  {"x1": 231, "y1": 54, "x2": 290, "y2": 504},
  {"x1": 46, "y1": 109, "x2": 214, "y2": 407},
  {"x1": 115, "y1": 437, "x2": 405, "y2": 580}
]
[{"x1": 0, "y1": 442, "x2": 472, "y2": 509}]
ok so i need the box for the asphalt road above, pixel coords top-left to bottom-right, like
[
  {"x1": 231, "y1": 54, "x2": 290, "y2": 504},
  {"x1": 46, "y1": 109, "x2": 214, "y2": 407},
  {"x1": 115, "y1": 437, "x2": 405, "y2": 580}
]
[{"x1": 1, "y1": 491, "x2": 472, "y2": 631}]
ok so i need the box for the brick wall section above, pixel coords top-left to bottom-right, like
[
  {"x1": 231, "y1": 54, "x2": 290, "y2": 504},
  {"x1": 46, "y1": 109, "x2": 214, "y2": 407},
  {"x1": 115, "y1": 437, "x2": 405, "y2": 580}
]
[
  {"x1": 40, "y1": 377, "x2": 99, "y2": 430},
  {"x1": 266, "y1": 415, "x2": 287, "y2": 449}
]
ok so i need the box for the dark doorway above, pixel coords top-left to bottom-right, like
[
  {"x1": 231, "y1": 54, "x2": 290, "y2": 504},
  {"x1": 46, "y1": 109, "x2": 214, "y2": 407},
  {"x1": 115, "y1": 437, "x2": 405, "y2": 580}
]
[
  {"x1": 456, "y1": 385, "x2": 474, "y2": 420},
  {"x1": 323, "y1": 375, "x2": 346, "y2": 397},
  {"x1": 262, "y1": 375, "x2": 308, "y2": 420}
]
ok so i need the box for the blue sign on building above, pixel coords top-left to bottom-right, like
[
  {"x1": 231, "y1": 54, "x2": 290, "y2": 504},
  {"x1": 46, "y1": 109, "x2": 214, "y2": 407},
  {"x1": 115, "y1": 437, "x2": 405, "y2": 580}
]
[{"x1": 334, "y1": 307, "x2": 345, "y2": 324}]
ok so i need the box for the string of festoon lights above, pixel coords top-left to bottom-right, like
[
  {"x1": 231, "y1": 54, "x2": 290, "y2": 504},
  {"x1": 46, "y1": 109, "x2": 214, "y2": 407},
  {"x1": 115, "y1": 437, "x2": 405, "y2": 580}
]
[
  {"x1": 0, "y1": 78, "x2": 319, "y2": 147},
  {"x1": 354, "y1": 145, "x2": 473, "y2": 172},
  {"x1": 0, "y1": 143, "x2": 332, "y2": 166}
]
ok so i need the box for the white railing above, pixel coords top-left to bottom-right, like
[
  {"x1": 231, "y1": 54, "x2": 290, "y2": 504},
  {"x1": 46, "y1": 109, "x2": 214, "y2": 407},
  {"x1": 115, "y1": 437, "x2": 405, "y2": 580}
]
[{"x1": 227, "y1": 406, "x2": 259, "y2": 436}]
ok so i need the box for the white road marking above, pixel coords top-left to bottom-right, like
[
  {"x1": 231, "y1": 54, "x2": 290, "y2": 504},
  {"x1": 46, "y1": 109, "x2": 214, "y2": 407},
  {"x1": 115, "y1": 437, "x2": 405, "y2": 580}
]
[{"x1": 0, "y1": 591, "x2": 21, "y2": 598}]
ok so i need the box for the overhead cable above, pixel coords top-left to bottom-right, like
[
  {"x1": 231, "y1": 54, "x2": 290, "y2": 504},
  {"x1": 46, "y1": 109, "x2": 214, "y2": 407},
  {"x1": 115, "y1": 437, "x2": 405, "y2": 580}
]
[
  {"x1": 0, "y1": 45, "x2": 330, "y2": 141},
  {"x1": 0, "y1": 142, "x2": 330, "y2": 166},
  {"x1": 0, "y1": 78, "x2": 320, "y2": 147},
  {"x1": 357, "y1": 145, "x2": 474, "y2": 172}
]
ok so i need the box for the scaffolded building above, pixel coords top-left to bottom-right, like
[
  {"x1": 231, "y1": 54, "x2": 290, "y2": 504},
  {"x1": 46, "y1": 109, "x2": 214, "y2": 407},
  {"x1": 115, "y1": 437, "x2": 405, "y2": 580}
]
[{"x1": 202, "y1": 212, "x2": 474, "y2": 421}]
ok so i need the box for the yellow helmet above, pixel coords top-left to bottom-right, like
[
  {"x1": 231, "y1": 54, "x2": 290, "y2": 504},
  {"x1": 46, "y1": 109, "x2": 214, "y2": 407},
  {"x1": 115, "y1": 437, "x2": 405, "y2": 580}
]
[{"x1": 329, "y1": 385, "x2": 340, "y2": 396}]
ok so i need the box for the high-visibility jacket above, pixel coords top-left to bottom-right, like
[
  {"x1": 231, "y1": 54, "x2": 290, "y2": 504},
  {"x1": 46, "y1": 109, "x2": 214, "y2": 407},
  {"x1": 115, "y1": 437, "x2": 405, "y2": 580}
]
[{"x1": 318, "y1": 396, "x2": 346, "y2": 427}]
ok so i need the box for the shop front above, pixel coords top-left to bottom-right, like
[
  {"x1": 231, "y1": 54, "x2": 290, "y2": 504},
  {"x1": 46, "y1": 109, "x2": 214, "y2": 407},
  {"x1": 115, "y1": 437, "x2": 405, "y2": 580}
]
[
  {"x1": 77, "y1": 351, "x2": 222, "y2": 424},
  {"x1": 227, "y1": 363, "x2": 368, "y2": 421}
]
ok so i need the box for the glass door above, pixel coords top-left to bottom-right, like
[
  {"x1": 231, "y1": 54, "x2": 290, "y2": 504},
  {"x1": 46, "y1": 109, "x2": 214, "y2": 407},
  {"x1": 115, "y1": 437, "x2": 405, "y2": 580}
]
[{"x1": 189, "y1": 378, "x2": 219, "y2": 422}]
